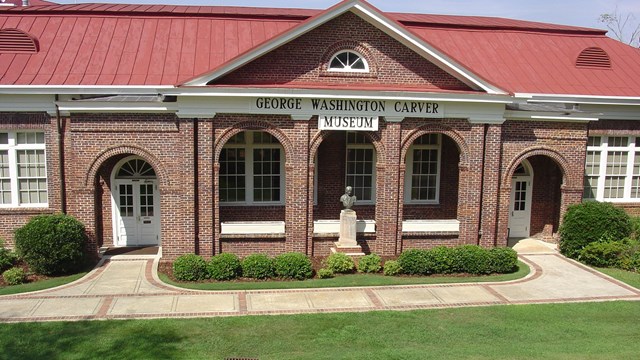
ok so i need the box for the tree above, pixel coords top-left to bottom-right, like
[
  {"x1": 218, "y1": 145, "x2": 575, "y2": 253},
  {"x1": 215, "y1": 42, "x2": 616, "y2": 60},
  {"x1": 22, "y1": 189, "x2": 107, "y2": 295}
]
[{"x1": 599, "y1": 9, "x2": 640, "y2": 47}]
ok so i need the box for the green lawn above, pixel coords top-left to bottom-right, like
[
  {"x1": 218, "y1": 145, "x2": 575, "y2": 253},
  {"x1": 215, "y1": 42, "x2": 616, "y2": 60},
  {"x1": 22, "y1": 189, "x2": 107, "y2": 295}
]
[
  {"x1": 1, "y1": 301, "x2": 639, "y2": 359},
  {"x1": 595, "y1": 267, "x2": 640, "y2": 289},
  {"x1": 0, "y1": 271, "x2": 88, "y2": 296},
  {"x1": 159, "y1": 261, "x2": 530, "y2": 290}
]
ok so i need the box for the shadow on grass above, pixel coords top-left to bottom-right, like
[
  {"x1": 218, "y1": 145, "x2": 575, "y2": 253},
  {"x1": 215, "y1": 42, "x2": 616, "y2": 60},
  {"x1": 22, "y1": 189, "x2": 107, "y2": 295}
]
[{"x1": 1, "y1": 320, "x2": 184, "y2": 359}]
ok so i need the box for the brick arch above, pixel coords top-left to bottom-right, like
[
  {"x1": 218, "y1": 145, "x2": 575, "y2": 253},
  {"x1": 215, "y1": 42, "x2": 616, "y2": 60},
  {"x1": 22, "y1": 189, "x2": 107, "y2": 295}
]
[
  {"x1": 503, "y1": 147, "x2": 571, "y2": 186},
  {"x1": 309, "y1": 129, "x2": 386, "y2": 164},
  {"x1": 319, "y1": 40, "x2": 378, "y2": 75},
  {"x1": 85, "y1": 145, "x2": 169, "y2": 189},
  {"x1": 400, "y1": 124, "x2": 469, "y2": 167},
  {"x1": 214, "y1": 120, "x2": 294, "y2": 164}
]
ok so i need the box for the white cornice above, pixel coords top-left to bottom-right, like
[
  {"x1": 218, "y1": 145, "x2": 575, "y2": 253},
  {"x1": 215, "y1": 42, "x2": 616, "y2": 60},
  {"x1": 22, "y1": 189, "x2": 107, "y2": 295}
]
[{"x1": 515, "y1": 93, "x2": 640, "y2": 106}]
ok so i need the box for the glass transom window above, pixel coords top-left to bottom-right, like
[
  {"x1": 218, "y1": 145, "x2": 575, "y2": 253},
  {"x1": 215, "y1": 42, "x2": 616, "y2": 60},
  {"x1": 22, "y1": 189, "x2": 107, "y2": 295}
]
[
  {"x1": 220, "y1": 131, "x2": 285, "y2": 205},
  {"x1": 584, "y1": 135, "x2": 640, "y2": 202},
  {"x1": 0, "y1": 131, "x2": 48, "y2": 207},
  {"x1": 329, "y1": 50, "x2": 369, "y2": 72}
]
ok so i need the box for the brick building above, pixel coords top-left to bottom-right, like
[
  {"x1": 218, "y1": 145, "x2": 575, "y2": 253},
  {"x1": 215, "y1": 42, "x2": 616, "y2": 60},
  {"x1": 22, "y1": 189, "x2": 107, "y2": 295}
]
[{"x1": 1, "y1": 1, "x2": 639, "y2": 259}]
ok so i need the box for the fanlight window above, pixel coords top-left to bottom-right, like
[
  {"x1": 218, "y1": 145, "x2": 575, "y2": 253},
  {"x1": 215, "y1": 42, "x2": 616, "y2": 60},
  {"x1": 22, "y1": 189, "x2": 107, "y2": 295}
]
[
  {"x1": 116, "y1": 158, "x2": 156, "y2": 178},
  {"x1": 329, "y1": 50, "x2": 369, "y2": 72}
]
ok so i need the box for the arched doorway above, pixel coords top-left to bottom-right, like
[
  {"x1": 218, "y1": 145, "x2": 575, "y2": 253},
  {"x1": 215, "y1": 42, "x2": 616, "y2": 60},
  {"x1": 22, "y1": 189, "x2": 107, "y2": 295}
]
[
  {"x1": 110, "y1": 156, "x2": 160, "y2": 246},
  {"x1": 508, "y1": 160, "x2": 533, "y2": 238}
]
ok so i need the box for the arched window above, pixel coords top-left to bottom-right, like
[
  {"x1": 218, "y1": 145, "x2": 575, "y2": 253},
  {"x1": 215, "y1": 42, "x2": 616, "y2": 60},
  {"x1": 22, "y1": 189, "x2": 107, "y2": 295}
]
[
  {"x1": 328, "y1": 50, "x2": 369, "y2": 72},
  {"x1": 116, "y1": 158, "x2": 156, "y2": 179}
]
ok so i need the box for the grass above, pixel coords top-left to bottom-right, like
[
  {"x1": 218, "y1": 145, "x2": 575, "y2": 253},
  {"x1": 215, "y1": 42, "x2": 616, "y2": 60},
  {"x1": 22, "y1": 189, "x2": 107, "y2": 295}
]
[
  {"x1": 595, "y1": 266, "x2": 640, "y2": 289},
  {"x1": 0, "y1": 271, "x2": 89, "y2": 296},
  {"x1": 158, "y1": 260, "x2": 530, "y2": 290},
  {"x1": 0, "y1": 301, "x2": 639, "y2": 359}
]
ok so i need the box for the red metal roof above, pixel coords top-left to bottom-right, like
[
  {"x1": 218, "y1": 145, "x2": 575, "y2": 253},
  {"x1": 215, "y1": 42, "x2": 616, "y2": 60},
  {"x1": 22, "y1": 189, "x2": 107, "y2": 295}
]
[{"x1": 1, "y1": 3, "x2": 639, "y2": 97}]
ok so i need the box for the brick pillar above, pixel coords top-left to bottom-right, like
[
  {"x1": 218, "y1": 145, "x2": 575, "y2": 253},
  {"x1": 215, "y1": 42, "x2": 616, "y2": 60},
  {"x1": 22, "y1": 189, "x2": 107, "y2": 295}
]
[
  {"x1": 68, "y1": 188, "x2": 98, "y2": 253},
  {"x1": 478, "y1": 124, "x2": 503, "y2": 247},
  {"x1": 285, "y1": 120, "x2": 310, "y2": 253},
  {"x1": 197, "y1": 119, "x2": 214, "y2": 258},
  {"x1": 375, "y1": 122, "x2": 402, "y2": 255}
]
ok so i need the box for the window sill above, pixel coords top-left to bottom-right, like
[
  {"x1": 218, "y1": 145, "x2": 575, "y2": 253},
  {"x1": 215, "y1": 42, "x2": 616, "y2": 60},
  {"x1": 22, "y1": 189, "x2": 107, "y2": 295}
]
[
  {"x1": 313, "y1": 219, "x2": 376, "y2": 234},
  {"x1": 402, "y1": 219, "x2": 460, "y2": 233},
  {"x1": 221, "y1": 221, "x2": 285, "y2": 235}
]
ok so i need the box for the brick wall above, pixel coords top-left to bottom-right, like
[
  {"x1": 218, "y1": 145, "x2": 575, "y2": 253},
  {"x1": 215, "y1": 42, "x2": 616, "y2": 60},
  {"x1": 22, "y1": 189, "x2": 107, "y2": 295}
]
[{"x1": 216, "y1": 12, "x2": 471, "y2": 91}]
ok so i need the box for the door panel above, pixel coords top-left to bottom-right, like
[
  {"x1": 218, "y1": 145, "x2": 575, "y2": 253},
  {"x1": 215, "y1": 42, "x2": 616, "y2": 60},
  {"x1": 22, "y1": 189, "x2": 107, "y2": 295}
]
[
  {"x1": 114, "y1": 180, "x2": 159, "y2": 246},
  {"x1": 508, "y1": 178, "x2": 532, "y2": 238}
]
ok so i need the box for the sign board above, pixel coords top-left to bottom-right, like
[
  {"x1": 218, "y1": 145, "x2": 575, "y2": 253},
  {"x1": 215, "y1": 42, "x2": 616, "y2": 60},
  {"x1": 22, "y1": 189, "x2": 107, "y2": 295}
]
[{"x1": 318, "y1": 116, "x2": 378, "y2": 131}]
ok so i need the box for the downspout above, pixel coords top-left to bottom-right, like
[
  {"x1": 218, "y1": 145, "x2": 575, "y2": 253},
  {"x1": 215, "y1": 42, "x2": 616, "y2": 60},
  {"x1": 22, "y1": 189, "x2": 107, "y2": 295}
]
[
  {"x1": 193, "y1": 118, "x2": 200, "y2": 254},
  {"x1": 54, "y1": 94, "x2": 67, "y2": 214}
]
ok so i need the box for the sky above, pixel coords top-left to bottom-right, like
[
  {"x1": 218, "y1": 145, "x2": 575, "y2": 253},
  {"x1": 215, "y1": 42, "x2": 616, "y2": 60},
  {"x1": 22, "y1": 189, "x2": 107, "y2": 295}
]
[{"x1": 53, "y1": 0, "x2": 640, "y2": 31}]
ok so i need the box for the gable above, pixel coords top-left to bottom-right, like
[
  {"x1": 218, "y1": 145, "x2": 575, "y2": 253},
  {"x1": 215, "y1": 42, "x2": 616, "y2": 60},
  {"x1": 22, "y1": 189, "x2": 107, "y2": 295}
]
[{"x1": 210, "y1": 12, "x2": 474, "y2": 92}]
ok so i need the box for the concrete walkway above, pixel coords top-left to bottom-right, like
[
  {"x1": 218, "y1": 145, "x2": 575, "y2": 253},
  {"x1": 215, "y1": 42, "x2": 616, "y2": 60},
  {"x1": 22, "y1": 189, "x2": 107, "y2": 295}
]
[{"x1": 1, "y1": 240, "x2": 639, "y2": 322}]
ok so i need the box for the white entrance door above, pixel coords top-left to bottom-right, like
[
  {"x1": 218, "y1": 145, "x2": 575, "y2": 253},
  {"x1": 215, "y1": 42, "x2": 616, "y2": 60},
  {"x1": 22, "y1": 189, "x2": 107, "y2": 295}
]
[
  {"x1": 508, "y1": 176, "x2": 532, "y2": 238},
  {"x1": 114, "y1": 179, "x2": 160, "y2": 246}
]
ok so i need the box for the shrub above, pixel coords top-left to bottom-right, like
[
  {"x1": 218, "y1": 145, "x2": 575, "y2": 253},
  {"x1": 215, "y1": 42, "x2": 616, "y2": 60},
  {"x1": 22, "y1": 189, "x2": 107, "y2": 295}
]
[
  {"x1": 2, "y1": 267, "x2": 26, "y2": 285},
  {"x1": 357, "y1": 253, "x2": 382, "y2": 273},
  {"x1": 452, "y1": 245, "x2": 492, "y2": 275},
  {"x1": 208, "y1": 253, "x2": 242, "y2": 281},
  {"x1": 273, "y1": 252, "x2": 313, "y2": 280},
  {"x1": 397, "y1": 249, "x2": 434, "y2": 275},
  {"x1": 241, "y1": 254, "x2": 274, "y2": 279},
  {"x1": 0, "y1": 241, "x2": 17, "y2": 273},
  {"x1": 383, "y1": 260, "x2": 402, "y2": 276},
  {"x1": 489, "y1": 247, "x2": 519, "y2": 273},
  {"x1": 631, "y1": 217, "x2": 640, "y2": 241},
  {"x1": 317, "y1": 268, "x2": 334, "y2": 279},
  {"x1": 559, "y1": 202, "x2": 631, "y2": 259},
  {"x1": 430, "y1": 246, "x2": 456, "y2": 274},
  {"x1": 579, "y1": 241, "x2": 628, "y2": 268},
  {"x1": 325, "y1": 253, "x2": 355, "y2": 274},
  {"x1": 629, "y1": 252, "x2": 640, "y2": 272},
  {"x1": 173, "y1": 254, "x2": 207, "y2": 281},
  {"x1": 15, "y1": 214, "x2": 87, "y2": 275}
]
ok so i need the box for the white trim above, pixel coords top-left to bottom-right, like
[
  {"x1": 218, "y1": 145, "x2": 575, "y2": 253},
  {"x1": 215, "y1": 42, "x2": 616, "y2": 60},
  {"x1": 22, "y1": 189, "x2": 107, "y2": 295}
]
[
  {"x1": 508, "y1": 159, "x2": 533, "y2": 238},
  {"x1": 0, "y1": 85, "x2": 174, "y2": 95},
  {"x1": 401, "y1": 219, "x2": 459, "y2": 233},
  {"x1": 515, "y1": 93, "x2": 640, "y2": 106},
  {"x1": 181, "y1": 0, "x2": 506, "y2": 94},
  {"x1": 328, "y1": 50, "x2": 370, "y2": 73},
  {"x1": 314, "y1": 219, "x2": 376, "y2": 233},
  {"x1": 0, "y1": 130, "x2": 48, "y2": 208},
  {"x1": 221, "y1": 221, "x2": 285, "y2": 235}
]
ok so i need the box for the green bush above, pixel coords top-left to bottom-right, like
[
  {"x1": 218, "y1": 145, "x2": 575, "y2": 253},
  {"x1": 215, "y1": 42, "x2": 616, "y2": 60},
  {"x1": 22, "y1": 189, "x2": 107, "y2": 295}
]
[
  {"x1": 173, "y1": 254, "x2": 207, "y2": 281},
  {"x1": 273, "y1": 252, "x2": 313, "y2": 280},
  {"x1": 559, "y1": 202, "x2": 631, "y2": 259},
  {"x1": 383, "y1": 260, "x2": 402, "y2": 276},
  {"x1": 430, "y1": 246, "x2": 456, "y2": 274},
  {"x1": 489, "y1": 247, "x2": 519, "y2": 273},
  {"x1": 452, "y1": 245, "x2": 492, "y2": 275},
  {"x1": 208, "y1": 253, "x2": 242, "y2": 281},
  {"x1": 629, "y1": 252, "x2": 640, "y2": 272},
  {"x1": 317, "y1": 268, "x2": 334, "y2": 279},
  {"x1": 241, "y1": 254, "x2": 274, "y2": 279},
  {"x1": 325, "y1": 253, "x2": 355, "y2": 274},
  {"x1": 397, "y1": 249, "x2": 434, "y2": 275},
  {"x1": 631, "y1": 217, "x2": 640, "y2": 240},
  {"x1": 15, "y1": 214, "x2": 87, "y2": 275},
  {"x1": 2, "y1": 267, "x2": 26, "y2": 285},
  {"x1": 0, "y1": 241, "x2": 17, "y2": 273},
  {"x1": 579, "y1": 241, "x2": 628, "y2": 268},
  {"x1": 357, "y1": 253, "x2": 382, "y2": 273}
]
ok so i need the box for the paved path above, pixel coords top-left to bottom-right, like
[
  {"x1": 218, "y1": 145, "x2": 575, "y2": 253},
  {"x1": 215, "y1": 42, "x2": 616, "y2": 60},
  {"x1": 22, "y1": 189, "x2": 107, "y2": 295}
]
[{"x1": 1, "y1": 240, "x2": 639, "y2": 322}]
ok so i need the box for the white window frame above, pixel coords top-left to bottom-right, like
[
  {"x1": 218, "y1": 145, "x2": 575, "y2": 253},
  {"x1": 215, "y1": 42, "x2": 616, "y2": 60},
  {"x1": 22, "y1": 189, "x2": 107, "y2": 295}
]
[
  {"x1": 345, "y1": 133, "x2": 376, "y2": 204},
  {"x1": 404, "y1": 134, "x2": 442, "y2": 204},
  {"x1": 584, "y1": 135, "x2": 640, "y2": 202},
  {"x1": 328, "y1": 50, "x2": 370, "y2": 73},
  {"x1": 0, "y1": 130, "x2": 48, "y2": 208},
  {"x1": 220, "y1": 131, "x2": 285, "y2": 206}
]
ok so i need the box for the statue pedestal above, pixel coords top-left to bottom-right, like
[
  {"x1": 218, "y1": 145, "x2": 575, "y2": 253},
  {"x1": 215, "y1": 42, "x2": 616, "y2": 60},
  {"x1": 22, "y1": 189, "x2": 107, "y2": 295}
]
[{"x1": 332, "y1": 209, "x2": 364, "y2": 256}]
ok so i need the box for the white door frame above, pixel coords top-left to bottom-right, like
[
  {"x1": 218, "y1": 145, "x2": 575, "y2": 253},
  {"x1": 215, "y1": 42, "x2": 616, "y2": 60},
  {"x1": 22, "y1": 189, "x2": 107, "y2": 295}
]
[
  {"x1": 508, "y1": 160, "x2": 533, "y2": 238},
  {"x1": 110, "y1": 156, "x2": 161, "y2": 247}
]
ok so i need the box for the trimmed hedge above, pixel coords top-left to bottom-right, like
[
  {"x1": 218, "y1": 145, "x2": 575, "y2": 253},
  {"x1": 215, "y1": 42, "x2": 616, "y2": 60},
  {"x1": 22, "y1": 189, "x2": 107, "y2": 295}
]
[
  {"x1": 208, "y1": 253, "x2": 242, "y2": 281},
  {"x1": 326, "y1": 253, "x2": 355, "y2": 274},
  {"x1": 559, "y1": 202, "x2": 632, "y2": 259},
  {"x1": 383, "y1": 260, "x2": 402, "y2": 276},
  {"x1": 317, "y1": 268, "x2": 334, "y2": 279},
  {"x1": 273, "y1": 252, "x2": 313, "y2": 280},
  {"x1": 357, "y1": 253, "x2": 382, "y2": 273},
  {"x1": 397, "y1": 245, "x2": 518, "y2": 276},
  {"x1": 241, "y1": 254, "x2": 274, "y2": 279},
  {"x1": 0, "y1": 241, "x2": 17, "y2": 273},
  {"x1": 2, "y1": 267, "x2": 26, "y2": 286},
  {"x1": 173, "y1": 254, "x2": 207, "y2": 281},
  {"x1": 15, "y1": 214, "x2": 87, "y2": 275}
]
